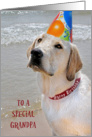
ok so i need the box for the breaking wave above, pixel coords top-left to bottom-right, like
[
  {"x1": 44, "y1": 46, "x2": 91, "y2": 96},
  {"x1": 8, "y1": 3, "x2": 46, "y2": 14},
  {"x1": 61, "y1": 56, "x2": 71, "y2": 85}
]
[{"x1": 1, "y1": 23, "x2": 91, "y2": 46}]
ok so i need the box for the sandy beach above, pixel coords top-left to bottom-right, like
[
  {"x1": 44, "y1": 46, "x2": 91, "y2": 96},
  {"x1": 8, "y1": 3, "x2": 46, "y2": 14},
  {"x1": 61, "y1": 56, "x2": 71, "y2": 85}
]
[{"x1": 1, "y1": 110, "x2": 52, "y2": 136}]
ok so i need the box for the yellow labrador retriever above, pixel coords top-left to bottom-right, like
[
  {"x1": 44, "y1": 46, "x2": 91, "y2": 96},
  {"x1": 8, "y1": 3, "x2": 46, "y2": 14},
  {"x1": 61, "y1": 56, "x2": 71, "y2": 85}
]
[{"x1": 27, "y1": 34, "x2": 91, "y2": 136}]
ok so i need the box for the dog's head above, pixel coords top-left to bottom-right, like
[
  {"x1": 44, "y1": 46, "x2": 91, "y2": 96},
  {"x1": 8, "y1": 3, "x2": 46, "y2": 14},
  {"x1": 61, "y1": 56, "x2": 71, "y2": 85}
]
[{"x1": 27, "y1": 33, "x2": 82, "y2": 81}]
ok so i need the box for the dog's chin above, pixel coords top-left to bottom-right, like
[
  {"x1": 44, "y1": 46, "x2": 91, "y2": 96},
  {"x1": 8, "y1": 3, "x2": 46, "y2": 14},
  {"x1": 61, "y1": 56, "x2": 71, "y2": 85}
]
[{"x1": 27, "y1": 63, "x2": 54, "y2": 77}]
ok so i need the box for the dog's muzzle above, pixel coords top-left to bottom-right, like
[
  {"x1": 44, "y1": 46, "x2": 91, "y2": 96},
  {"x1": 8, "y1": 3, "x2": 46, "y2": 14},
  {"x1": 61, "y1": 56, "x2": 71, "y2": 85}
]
[
  {"x1": 29, "y1": 48, "x2": 43, "y2": 67},
  {"x1": 27, "y1": 48, "x2": 54, "y2": 76}
]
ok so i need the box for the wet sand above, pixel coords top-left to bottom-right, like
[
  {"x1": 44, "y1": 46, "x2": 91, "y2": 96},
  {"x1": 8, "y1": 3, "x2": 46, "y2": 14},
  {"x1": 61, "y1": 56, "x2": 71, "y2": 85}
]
[{"x1": 1, "y1": 110, "x2": 52, "y2": 136}]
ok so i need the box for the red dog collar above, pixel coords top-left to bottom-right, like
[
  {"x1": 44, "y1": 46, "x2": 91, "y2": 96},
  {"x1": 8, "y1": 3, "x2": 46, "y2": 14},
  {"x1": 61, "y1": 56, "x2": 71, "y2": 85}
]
[{"x1": 49, "y1": 78, "x2": 81, "y2": 100}]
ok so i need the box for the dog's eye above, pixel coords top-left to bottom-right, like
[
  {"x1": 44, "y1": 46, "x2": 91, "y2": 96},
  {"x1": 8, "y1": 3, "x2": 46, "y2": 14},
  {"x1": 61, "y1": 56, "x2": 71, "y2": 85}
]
[
  {"x1": 38, "y1": 38, "x2": 42, "y2": 43},
  {"x1": 54, "y1": 44, "x2": 63, "y2": 49}
]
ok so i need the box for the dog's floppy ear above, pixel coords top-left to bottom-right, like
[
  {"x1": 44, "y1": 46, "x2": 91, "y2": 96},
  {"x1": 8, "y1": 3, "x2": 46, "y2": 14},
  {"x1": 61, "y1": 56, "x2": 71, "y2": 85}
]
[
  {"x1": 66, "y1": 44, "x2": 83, "y2": 81},
  {"x1": 27, "y1": 40, "x2": 36, "y2": 59}
]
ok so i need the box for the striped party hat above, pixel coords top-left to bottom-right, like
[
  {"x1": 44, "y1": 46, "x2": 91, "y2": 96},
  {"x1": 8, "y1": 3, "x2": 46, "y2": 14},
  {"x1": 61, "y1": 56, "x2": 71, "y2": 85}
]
[{"x1": 47, "y1": 11, "x2": 72, "y2": 42}]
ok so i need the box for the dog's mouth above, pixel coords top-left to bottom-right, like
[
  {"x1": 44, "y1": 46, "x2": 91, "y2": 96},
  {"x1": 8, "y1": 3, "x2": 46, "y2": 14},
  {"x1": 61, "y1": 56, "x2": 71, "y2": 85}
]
[
  {"x1": 27, "y1": 63, "x2": 42, "y2": 72},
  {"x1": 27, "y1": 60, "x2": 54, "y2": 76},
  {"x1": 27, "y1": 58, "x2": 42, "y2": 71}
]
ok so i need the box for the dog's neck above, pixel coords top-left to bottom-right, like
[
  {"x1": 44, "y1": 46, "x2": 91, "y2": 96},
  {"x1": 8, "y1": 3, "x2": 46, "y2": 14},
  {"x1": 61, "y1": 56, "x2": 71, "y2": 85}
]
[{"x1": 37, "y1": 70, "x2": 79, "y2": 97}]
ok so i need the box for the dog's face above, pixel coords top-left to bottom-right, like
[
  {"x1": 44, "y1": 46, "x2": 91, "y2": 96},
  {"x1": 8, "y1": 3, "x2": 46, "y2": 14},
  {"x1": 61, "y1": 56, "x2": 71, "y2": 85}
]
[
  {"x1": 27, "y1": 34, "x2": 70, "y2": 75},
  {"x1": 27, "y1": 33, "x2": 82, "y2": 81}
]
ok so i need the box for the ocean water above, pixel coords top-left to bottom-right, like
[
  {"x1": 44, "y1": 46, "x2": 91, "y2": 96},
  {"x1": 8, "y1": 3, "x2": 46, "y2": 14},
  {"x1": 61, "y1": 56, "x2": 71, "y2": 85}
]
[{"x1": 1, "y1": 11, "x2": 91, "y2": 122}]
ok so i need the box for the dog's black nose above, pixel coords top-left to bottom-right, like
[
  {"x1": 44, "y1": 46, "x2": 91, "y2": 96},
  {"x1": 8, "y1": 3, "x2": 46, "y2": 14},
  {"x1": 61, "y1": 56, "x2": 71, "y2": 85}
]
[{"x1": 31, "y1": 48, "x2": 43, "y2": 58}]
